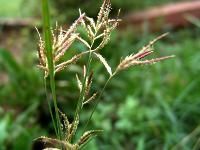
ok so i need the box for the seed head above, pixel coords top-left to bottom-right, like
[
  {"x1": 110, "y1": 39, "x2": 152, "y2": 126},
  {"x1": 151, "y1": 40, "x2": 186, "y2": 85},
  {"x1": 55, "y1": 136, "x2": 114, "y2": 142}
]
[{"x1": 115, "y1": 34, "x2": 175, "y2": 74}]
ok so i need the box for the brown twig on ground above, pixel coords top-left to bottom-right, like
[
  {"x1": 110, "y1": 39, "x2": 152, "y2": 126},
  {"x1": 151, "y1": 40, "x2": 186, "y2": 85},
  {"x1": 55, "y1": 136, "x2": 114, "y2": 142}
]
[{"x1": 122, "y1": 1, "x2": 200, "y2": 31}]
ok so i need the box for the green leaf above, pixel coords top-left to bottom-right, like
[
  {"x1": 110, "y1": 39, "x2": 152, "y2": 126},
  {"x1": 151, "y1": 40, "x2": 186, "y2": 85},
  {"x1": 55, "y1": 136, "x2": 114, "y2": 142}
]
[
  {"x1": 0, "y1": 49, "x2": 21, "y2": 74},
  {"x1": 94, "y1": 52, "x2": 112, "y2": 76},
  {"x1": 0, "y1": 115, "x2": 10, "y2": 145},
  {"x1": 42, "y1": 0, "x2": 61, "y2": 139}
]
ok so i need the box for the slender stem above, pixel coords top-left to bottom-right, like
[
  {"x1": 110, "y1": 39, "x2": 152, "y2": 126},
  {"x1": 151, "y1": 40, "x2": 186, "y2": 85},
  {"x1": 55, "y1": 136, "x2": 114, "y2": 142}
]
[
  {"x1": 44, "y1": 78, "x2": 58, "y2": 137},
  {"x1": 74, "y1": 52, "x2": 92, "y2": 114},
  {"x1": 51, "y1": 78, "x2": 63, "y2": 142},
  {"x1": 41, "y1": 0, "x2": 62, "y2": 140},
  {"x1": 83, "y1": 75, "x2": 113, "y2": 133},
  {"x1": 71, "y1": 40, "x2": 95, "y2": 141}
]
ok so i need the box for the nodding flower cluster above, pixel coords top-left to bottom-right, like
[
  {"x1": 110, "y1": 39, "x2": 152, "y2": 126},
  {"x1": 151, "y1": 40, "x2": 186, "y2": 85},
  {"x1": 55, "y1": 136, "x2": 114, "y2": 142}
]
[{"x1": 36, "y1": 0, "x2": 121, "y2": 78}]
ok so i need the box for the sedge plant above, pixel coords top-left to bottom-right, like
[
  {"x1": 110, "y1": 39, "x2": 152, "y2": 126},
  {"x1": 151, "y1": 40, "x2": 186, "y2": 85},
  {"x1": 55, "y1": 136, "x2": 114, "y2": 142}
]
[{"x1": 34, "y1": 0, "x2": 174, "y2": 149}]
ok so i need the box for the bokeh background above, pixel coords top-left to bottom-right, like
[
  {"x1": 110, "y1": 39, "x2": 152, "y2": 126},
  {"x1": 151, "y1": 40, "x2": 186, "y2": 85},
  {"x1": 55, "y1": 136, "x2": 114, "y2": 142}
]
[{"x1": 0, "y1": 0, "x2": 200, "y2": 149}]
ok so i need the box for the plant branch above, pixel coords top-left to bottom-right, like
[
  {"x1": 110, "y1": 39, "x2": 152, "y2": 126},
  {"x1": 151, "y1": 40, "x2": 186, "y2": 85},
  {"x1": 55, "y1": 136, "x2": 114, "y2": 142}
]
[{"x1": 82, "y1": 75, "x2": 113, "y2": 133}]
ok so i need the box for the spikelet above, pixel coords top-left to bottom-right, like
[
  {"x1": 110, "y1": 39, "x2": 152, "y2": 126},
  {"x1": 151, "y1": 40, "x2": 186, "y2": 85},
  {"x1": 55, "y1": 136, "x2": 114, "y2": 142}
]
[
  {"x1": 55, "y1": 55, "x2": 81, "y2": 73},
  {"x1": 97, "y1": 3, "x2": 120, "y2": 31},
  {"x1": 140, "y1": 33, "x2": 169, "y2": 53},
  {"x1": 58, "y1": 109, "x2": 71, "y2": 141},
  {"x1": 85, "y1": 16, "x2": 96, "y2": 32},
  {"x1": 76, "y1": 74, "x2": 82, "y2": 92},
  {"x1": 101, "y1": 1, "x2": 112, "y2": 24},
  {"x1": 133, "y1": 50, "x2": 154, "y2": 60},
  {"x1": 138, "y1": 55, "x2": 175, "y2": 65},
  {"x1": 85, "y1": 71, "x2": 93, "y2": 96},
  {"x1": 86, "y1": 25, "x2": 95, "y2": 40},
  {"x1": 79, "y1": 9, "x2": 86, "y2": 28},
  {"x1": 36, "y1": 29, "x2": 48, "y2": 77},
  {"x1": 61, "y1": 13, "x2": 85, "y2": 43},
  {"x1": 55, "y1": 33, "x2": 78, "y2": 62},
  {"x1": 37, "y1": 65, "x2": 48, "y2": 72},
  {"x1": 35, "y1": 27, "x2": 46, "y2": 66},
  {"x1": 76, "y1": 67, "x2": 93, "y2": 97},
  {"x1": 77, "y1": 130, "x2": 103, "y2": 147},
  {"x1": 83, "y1": 93, "x2": 97, "y2": 105},
  {"x1": 52, "y1": 22, "x2": 59, "y2": 49},
  {"x1": 83, "y1": 65, "x2": 86, "y2": 78},
  {"x1": 97, "y1": 0, "x2": 109, "y2": 26},
  {"x1": 69, "y1": 114, "x2": 79, "y2": 141},
  {"x1": 54, "y1": 26, "x2": 64, "y2": 51}
]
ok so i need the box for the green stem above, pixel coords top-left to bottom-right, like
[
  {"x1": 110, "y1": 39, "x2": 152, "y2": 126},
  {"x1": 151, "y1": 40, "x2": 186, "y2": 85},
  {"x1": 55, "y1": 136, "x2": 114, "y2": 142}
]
[
  {"x1": 74, "y1": 52, "x2": 92, "y2": 114},
  {"x1": 71, "y1": 40, "x2": 95, "y2": 141},
  {"x1": 51, "y1": 78, "x2": 62, "y2": 139},
  {"x1": 41, "y1": 0, "x2": 62, "y2": 140},
  {"x1": 83, "y1": 75, "x2": 113, "y2": 133},
  {"x1": 44, "y1": 78, "x2": 58, "y2": 137}
]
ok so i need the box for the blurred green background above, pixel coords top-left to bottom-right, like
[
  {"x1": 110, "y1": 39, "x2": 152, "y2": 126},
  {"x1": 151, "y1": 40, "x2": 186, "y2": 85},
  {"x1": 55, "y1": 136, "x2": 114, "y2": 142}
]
[{"x1": 0, "y1": 0, "x2": 200, "y2": 150}]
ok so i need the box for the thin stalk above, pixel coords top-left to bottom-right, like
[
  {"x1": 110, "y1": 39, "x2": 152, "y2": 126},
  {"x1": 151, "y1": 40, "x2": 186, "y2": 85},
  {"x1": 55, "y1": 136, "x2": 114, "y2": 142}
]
[
  {"x1": 41, "y1": 0, "x2": 62, "y2": 140},
  {"x1": 83, "y1": 75, "x2": 113, "y2": 133},
  {"x1": 44, "y1": 79, "x2": 58, "y2": 137},
  {"x1": 74, "y1": 52, "x2": 92, "y2": 114},
  {"x1": 71, "y1": 39, "x2": 95, "y2": 142}
]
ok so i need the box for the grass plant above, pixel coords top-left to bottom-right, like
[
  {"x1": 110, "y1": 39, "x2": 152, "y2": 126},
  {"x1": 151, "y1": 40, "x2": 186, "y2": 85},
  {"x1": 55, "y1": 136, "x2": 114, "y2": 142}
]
[{"x1": 34, "y1": 0, "x2": 174, "y2": 149}]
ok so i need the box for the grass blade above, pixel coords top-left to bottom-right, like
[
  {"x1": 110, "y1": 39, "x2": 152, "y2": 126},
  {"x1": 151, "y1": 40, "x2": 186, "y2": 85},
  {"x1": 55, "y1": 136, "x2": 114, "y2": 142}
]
[{"x1": 41, "y1": 0, "x2": 62, "y2": 140}]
